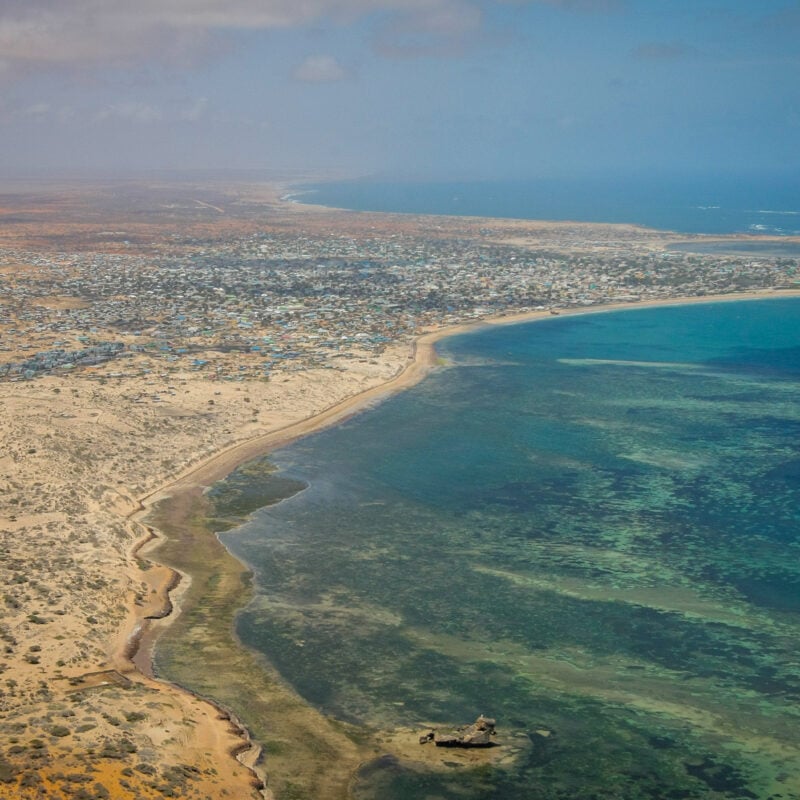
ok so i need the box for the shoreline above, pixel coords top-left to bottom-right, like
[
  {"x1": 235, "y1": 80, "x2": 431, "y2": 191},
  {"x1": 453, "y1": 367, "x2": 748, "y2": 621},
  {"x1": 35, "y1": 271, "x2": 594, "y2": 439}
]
[
  {"x1": 284, "y1": 180, "x2": 800, "y2": 244},
  {"x1": 132, "y1": 286, "x2": 800, "y2": 509},
  {"x1": 123, "y1": 287, "x2": 800, "y2": 797}
]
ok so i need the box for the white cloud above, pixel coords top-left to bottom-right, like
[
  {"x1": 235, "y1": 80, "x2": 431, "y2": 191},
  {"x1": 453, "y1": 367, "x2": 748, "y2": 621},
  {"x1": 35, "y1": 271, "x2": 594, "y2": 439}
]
[
  {"x1": 180, "y1": 97, "x2": 210, "y2": 121},
  {"x1": 0, "y1": 0, "x2": 512, "y2": 76},
  {"x1": 631, "y1": 42, "x2": 697, "y2": 61},
  {"x1": 0, "y1": 1, "x2": 616, "y2": 79},
  {"x1": 94, "y1": 101, "x2": 163, "y2": 123},
  {"x1": 292, "y1": 55, "x2": 348, "y2": 83},
  {"x1": 21, "y1": 102, "x2": 51, "y2": 117},
  {"x1": 374, "y1": 1, "x2": 483, "y2": 57},
  {"x1": 540, "y1": 0, "x2": 622, "y2": 9}
]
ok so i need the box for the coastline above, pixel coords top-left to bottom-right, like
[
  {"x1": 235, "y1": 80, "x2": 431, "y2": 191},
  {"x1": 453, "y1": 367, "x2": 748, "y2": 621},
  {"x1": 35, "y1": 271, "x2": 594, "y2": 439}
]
[
  {"x1": 128, "y1": 287, "x2": 800, "y2": 798},
  {"x1": 285, "y1": 179, "x2": 800, "y2": 243},
  {"x1": 131, "y1": 285, "x2": 800, "y2": 510}
]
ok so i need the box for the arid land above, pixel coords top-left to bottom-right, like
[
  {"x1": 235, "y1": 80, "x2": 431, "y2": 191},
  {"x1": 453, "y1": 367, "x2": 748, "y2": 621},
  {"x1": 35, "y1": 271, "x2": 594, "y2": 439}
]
[{"x1": 1, "y1": 177, "x2": 799, "y2": 800}]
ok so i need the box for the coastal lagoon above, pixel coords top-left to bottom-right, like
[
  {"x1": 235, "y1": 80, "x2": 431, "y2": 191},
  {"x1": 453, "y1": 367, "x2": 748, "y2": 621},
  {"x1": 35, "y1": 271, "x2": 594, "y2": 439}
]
[{"x1": 207, "y1": 299, "x2": 800, "y2": 799}]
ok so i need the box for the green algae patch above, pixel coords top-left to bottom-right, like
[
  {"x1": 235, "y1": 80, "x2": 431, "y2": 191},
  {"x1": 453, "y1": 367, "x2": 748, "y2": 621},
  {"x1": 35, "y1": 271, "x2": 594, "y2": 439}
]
[{"x1": 145, "y1": 480, "x2": 368, "y2": 800}]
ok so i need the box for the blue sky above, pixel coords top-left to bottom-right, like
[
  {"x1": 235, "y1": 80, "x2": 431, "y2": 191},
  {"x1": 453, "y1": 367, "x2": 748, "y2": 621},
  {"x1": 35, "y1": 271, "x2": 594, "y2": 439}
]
[{"x1": 0, "y1": 0, "x2": 798, "y2": 178}]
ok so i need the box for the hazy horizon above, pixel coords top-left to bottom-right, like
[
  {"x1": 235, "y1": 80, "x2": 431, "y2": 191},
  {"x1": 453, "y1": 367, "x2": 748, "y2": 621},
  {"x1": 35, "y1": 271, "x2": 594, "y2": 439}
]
[{"x1": 1, "y1": 1, "x2": 799, "y2": 180}]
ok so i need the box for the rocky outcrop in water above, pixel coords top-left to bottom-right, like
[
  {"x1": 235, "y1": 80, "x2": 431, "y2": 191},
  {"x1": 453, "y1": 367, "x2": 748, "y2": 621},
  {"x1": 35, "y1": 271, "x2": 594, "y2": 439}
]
[{"x1": 418, "y1": 715, "x2": 497, "y2": 748}]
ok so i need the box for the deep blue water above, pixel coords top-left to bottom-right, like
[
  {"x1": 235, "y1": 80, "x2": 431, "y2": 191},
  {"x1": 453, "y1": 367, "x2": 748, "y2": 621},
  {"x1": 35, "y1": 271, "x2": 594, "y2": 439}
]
[
  {"x1": 291, "y1": 175, "x2": 800, "y2": 236},
  {"x1": 216, "y1": 298, "x2": 800, "y2": 799}
]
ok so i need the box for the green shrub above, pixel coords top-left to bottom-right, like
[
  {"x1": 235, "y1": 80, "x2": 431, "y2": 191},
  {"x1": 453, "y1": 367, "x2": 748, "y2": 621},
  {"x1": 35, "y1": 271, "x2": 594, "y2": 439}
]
[{"x1": 0, "y1": 755, "x2": 17, "y2": 783}]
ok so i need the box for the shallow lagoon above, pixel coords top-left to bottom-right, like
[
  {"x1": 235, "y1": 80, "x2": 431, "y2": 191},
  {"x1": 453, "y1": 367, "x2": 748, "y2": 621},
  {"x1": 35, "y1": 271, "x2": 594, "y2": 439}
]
[{"x1": 215, "y1": 299, "x2": 800, "y2": 799}]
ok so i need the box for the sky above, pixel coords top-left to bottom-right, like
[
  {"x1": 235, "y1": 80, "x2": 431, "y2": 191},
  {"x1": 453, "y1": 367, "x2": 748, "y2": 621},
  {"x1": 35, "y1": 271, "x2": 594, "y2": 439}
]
[{"x1": 0, "y1": 0, "x2": 799, "y2": 179}]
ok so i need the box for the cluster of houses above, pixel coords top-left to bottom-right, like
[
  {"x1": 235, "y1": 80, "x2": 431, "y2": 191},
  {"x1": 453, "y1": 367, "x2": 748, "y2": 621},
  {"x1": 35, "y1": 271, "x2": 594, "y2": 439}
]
[
  {"x1": 0, "y1": 227, "x2": 797, "y2": 382},
  {"x1": 0, "y1": 342, "x2": 126, "y2": 380}
]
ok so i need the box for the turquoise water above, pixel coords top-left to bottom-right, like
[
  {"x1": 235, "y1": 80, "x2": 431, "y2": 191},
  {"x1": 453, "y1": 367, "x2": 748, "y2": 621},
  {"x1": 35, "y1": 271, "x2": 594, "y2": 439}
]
[
  {"x1": 293, "y1": 176, "x2": 800, "y2": 236},
  {"x1": 217, "y1": 299, "x2": 800, "y2": 799}
]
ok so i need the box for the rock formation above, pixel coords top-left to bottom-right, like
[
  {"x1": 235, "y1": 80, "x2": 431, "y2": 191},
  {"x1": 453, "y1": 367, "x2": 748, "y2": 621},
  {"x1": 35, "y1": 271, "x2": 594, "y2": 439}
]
[{"x1": 419, "y1": 715, "x2": 497, "y2": 748}]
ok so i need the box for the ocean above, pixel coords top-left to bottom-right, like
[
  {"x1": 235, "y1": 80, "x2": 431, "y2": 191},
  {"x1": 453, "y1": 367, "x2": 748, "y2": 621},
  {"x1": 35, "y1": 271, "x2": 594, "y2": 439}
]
[
  {"x1": 291, "y1": 175, "x2": 800, "y2": 237},
  {"x1": 210, "y1": 298, "x2": 800, "y2": 799}
]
